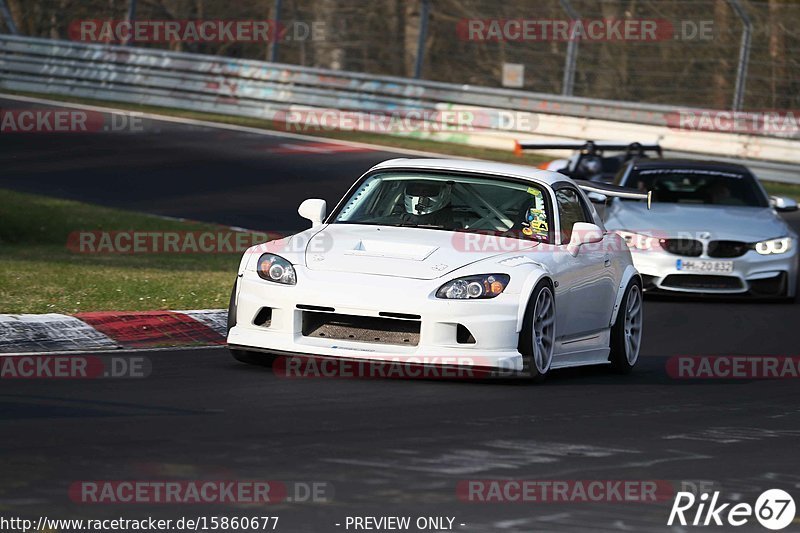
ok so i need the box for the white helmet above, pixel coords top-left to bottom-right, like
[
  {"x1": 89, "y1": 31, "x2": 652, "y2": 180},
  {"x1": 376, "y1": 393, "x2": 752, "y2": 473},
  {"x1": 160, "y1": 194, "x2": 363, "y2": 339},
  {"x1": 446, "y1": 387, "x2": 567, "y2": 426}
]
[
  {"x1": 579, "y1": 155, "x2": 603, "y2": 176},
  {"x1": 404, "y1": 181, "x2": 451, "y2": 215}
]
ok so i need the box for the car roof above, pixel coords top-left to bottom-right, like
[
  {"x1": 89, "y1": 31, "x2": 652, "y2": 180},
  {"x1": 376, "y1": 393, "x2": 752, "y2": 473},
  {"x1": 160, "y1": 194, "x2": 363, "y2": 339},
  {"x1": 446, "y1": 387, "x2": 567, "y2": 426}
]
[
  {"x1": 368, "y1": 158, "x2": 569, "y2": 187},
  {"x1": 630, "y1": 158, "x2": 752, "y2": 174}
]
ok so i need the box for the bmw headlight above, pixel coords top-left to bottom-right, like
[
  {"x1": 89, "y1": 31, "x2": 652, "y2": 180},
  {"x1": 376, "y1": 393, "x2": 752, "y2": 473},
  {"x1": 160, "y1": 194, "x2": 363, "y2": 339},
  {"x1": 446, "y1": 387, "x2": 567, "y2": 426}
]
[
  {"x1": 256, "y1": 253, "x2": 297, "y2": 285},
  {"x1": 754, "y1": 237, "x2": 793, "y2": 255},
  {"x1": 436, "y1": 274, "x2": 510, "y2": 300},
  {"x1": 616, "y1": 231, "x2": 662, "y2": 251}
]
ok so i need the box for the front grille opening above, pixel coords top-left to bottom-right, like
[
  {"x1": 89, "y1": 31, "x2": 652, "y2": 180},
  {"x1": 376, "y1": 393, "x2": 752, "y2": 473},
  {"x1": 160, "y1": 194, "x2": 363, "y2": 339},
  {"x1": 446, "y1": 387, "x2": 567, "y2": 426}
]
[
  {"x1": 708, "y1": 240, "x2": 750, "y2": 258},
  {"x1": 748, "y1": 273, "x2": 787, "y2": 297},
  {"x1": 302, "y1": 312, "x2": 420, "y2": 346},
  {"x1": 456, "y1": 324, "x2": 476, "y2": 344},
  {"x1": 661, "y1": 239, "x2": 703, "y2": 257},
  {"x1": 253, "y1": 307, "x2": 272, "y2": 327},
  {"x1": 662, "y1": 275, "x2": 743, "y2": 290}
]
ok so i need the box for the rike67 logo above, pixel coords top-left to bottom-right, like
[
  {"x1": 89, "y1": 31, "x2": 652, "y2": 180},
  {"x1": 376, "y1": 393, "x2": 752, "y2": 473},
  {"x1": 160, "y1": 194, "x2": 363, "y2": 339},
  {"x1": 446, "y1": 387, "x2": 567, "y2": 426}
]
[{"x1": 668, "y1": 489, "x2": 796, "y2": 530}]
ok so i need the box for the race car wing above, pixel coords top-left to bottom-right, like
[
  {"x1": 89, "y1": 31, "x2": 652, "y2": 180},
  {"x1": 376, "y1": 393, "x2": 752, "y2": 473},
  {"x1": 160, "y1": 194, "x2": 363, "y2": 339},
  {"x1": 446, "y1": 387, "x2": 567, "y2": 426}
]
[
  {"x1": 574, "y1": 179, "x2": 652, "y2": 209},
  {"x1": 514, "y1": 140, "x2": 662, "y2": 156}
]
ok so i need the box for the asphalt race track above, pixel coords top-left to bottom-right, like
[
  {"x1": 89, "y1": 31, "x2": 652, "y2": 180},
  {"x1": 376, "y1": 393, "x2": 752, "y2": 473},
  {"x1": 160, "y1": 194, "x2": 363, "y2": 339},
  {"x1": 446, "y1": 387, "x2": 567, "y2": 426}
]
[
  {"x1": 0, "y1": 96, "x2": 403, "y2": 231},
  {"x1": 2, "y1": 96, "x2": 800, "y2": 532}
]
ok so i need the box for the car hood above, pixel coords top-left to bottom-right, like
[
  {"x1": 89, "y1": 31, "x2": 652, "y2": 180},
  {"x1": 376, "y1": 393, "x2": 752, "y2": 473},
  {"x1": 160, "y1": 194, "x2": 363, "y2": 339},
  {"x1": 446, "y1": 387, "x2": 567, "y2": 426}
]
[
  {"x1": 604, "y1": 202, "x2": 791, "y2": 242},
  {"x1": 304, "y1": 224, "x2": 539, "y2": 280}
]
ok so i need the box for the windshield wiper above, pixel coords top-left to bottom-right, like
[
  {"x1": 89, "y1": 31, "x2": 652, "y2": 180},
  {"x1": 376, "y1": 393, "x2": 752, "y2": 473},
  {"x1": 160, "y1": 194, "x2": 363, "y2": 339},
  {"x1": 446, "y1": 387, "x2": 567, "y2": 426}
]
[{"x1": 391, "y1": 222, "x2": 447, "y2": 229}]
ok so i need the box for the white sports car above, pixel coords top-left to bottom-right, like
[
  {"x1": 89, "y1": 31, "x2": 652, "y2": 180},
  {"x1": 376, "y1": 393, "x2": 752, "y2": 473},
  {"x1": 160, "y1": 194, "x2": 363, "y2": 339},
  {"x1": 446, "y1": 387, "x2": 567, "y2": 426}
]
[{"x1": 227, "y1": 159, "x2": 647, "y2": 380}]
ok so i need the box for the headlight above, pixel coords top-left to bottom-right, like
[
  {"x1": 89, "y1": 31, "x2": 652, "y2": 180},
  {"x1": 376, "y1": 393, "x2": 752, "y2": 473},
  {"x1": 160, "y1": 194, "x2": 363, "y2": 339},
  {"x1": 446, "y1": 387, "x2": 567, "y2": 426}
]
[
  {"x1": 754, "y1": 237, "x2": 793, "y2": 255},
  {"x1": 436, "y1": 274, "x2": 510, "y2": 300},
  {"x1": 616, "y1": 231, "x2": 662, "y2": 251},
  {"x1": 256, "y1": 253, "x2": 297, "y2": 285}
]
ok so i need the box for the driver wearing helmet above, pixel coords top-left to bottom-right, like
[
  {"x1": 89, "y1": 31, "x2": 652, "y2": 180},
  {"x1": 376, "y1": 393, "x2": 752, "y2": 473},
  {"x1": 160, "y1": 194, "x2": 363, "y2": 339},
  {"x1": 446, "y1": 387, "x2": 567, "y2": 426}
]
[
  {"x1": 401, "y1": 180, "x2": 455, "y2": 228},
  {"x1": 577, "y1": 155, "x2": 603, "y2": 181}
]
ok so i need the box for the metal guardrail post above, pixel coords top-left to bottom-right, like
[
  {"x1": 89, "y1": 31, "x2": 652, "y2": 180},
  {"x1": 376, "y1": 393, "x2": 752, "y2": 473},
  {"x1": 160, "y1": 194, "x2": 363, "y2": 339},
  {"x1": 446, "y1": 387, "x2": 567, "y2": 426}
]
[
  {"x1": 270, "y1": 0, "x2": 283, "y2": 62},
  {"x1": 728, "y1": 0, "x2": 752, "y2": 111},
  {"x1": 414, "y1": 0, "x2": 430, "y2": 79},
  {"x1": 559, "y1": 0, "x2": 579, "y2": 97},
  {"x1": 0, "y1": 0, "x2": 19, "y2": 35},
  {"x1": 123, "y1": 0, "x2": 138, "y2": 46}
]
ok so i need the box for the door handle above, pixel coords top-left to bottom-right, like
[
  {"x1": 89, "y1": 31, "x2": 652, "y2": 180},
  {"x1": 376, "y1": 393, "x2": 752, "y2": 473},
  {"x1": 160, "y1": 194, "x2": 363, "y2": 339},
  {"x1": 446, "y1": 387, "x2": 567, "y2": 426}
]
[{"x1": 604, "y1": 254, "x2": 611, "y2": 267}]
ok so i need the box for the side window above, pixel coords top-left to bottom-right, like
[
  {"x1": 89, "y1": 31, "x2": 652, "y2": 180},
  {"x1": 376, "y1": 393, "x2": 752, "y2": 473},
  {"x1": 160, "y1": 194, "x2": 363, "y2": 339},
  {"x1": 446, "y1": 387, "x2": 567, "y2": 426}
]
[{"x1": 555, "y1": 187, "x2": 590, "y2": 243}]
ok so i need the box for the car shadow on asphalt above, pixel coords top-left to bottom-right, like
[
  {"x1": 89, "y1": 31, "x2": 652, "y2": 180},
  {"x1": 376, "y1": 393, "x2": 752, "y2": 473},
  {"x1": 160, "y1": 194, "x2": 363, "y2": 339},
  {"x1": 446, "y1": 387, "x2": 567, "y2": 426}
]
[{"x1": 223, "y1": 354, "x2": 776, "y2": 388}]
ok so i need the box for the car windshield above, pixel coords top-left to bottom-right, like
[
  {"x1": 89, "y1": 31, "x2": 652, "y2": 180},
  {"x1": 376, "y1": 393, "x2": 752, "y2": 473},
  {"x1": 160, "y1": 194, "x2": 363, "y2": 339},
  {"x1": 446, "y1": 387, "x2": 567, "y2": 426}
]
[
  {"x1": 623, "y1": 168, "x2": 768, "y2": 207},
  {"x1": 332, "y1": 172, "x2": 553, "y2": 242}
]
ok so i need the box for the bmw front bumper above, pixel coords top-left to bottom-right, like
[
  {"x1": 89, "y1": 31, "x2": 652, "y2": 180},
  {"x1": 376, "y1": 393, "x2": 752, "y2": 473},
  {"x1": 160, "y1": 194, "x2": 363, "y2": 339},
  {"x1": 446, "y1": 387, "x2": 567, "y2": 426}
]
[{"x1": 630, "y1": 247, "x2": 798, "y2": 297}]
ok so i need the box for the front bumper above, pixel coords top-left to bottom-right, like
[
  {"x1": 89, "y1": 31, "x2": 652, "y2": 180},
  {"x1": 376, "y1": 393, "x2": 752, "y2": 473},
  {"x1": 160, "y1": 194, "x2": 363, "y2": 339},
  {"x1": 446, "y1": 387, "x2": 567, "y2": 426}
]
[
  {"x1": 227, "y1": 268, "x2": 524, "y2": 371},
  {"x1": 630, "y1": 247, "x2": 798, "y2": 297}
]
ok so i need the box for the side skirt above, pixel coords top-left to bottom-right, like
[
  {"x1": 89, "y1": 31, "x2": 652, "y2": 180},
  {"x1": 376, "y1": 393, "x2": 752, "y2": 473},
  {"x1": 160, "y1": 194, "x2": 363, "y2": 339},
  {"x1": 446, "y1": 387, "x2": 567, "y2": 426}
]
[{"x1": 551, "y1": 329, "x2": 611, "y2": 368}]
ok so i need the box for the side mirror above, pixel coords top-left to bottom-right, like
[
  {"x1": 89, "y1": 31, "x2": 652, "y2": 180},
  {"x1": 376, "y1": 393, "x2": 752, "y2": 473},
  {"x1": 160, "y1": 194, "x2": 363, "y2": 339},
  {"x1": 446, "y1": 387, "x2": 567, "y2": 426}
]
[
  {"x1": 770, "y1": 195, "x2": 798, "y2": 212},
  {"x1": 586, "y1": 191, "x2": 607, "y2": 204},
  {"x1": 298, "y1": 198, "x2": 327, "y2": 227},
  {"x1": 567, "y1": 222, "x2": 604, "y2": 256}
]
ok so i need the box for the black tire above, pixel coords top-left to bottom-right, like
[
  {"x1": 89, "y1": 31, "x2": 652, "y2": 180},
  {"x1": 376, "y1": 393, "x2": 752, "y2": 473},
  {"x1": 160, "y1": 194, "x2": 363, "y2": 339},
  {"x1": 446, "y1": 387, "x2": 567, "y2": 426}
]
[
  {"x1": 518, "y1": 279, "x2": 556, "y2": 383},
  {"x1": 609, "y1": 278, "x2": 643, "y2": 374},
  {"x1": 227, "y1": 280, "x2": 273, "y2": 367}
]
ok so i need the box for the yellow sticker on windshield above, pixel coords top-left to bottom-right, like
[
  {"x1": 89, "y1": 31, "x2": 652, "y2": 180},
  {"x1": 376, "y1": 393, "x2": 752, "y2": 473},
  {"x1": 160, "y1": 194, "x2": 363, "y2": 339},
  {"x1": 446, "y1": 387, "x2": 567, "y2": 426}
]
[{"x1": 522, "y1": 207, "x2": 549, "y2": 238}]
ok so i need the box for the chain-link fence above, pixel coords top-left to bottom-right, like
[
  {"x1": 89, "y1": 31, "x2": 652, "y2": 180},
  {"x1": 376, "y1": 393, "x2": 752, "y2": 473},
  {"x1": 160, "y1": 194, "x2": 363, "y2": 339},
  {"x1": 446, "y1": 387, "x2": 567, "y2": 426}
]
[{"x1": 1, "y1": 0, "x2": 797, "y2": 111}]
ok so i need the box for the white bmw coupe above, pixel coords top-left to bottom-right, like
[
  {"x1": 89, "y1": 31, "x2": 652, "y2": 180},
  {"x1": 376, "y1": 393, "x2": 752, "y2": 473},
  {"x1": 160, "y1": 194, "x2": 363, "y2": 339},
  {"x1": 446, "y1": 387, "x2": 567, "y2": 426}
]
[
  {"x1": 603, "y1": 159, "x2": 798, "y2": 300},
  {"x1": 227, "y1": 159, "x2": 647, "y2": 380}
]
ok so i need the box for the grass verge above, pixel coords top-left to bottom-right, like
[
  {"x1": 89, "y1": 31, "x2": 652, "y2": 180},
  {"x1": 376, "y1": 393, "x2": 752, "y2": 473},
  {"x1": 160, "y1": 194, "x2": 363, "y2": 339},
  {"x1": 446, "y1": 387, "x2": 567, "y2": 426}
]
[
  {"x1": 761, "y1": 181, "x2": 800, "y2": 201},
  {"x1": 0, "y1": 188, "x2": 252, "y2": 314}
]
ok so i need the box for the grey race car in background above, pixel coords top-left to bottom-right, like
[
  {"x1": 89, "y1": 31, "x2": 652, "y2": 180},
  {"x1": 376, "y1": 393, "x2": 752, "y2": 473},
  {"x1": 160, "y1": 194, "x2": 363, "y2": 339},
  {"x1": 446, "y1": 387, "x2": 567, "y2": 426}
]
[
  {"x1": 600, "y1": 159, "x2": 799, "y2": 300},
  {"x1": 514, "y1": 140, "x2": 663, "y2": 182}
]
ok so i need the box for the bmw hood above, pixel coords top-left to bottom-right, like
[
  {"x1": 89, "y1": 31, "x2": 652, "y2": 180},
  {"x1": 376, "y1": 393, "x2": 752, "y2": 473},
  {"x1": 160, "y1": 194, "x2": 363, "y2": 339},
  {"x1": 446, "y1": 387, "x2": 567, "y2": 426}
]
[
  {"x1": 604, "y1": 203, "x2": 793, "y2": 242},
  {"x1": 303, "y1": 224, "x2": 539, "y2": 280}
]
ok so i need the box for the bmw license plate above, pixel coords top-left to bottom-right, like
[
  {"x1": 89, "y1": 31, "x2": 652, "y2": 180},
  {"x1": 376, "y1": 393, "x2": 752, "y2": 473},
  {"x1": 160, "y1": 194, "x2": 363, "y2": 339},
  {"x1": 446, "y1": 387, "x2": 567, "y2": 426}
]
[{"x1": 676, "y1": 259, "x2": 734, "y2": 273}]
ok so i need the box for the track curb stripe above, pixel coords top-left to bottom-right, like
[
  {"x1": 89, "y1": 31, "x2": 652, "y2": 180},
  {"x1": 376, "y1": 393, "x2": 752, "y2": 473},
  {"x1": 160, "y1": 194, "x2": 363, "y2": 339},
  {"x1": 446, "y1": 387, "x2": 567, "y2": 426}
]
[
  {"x1": 0, "y1": 310, "x2": 227, "y2": 354},
  {"x1": 75, "y1": 310, "x2": 226, "y2": 349},
  {"x1": 0, "y1": 313, "x2": 121, "y2": 353}
]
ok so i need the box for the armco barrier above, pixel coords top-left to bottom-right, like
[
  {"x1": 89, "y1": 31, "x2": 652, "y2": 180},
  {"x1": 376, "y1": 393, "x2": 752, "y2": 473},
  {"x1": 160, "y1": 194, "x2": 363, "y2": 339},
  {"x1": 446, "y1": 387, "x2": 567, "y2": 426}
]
[{"x1": 1, "y1": 34, "x2": 799, "y2": 183}]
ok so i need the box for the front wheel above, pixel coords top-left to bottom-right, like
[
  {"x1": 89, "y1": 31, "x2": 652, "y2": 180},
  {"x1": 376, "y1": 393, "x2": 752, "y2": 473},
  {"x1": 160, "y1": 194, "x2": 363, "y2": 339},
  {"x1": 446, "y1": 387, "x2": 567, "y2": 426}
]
[
  {"x1": 519, "y1": 280, "x2": 556, "y2": 382},
  {"x1": 609, "y1": 279, "x2": 643, "y2": 373}
]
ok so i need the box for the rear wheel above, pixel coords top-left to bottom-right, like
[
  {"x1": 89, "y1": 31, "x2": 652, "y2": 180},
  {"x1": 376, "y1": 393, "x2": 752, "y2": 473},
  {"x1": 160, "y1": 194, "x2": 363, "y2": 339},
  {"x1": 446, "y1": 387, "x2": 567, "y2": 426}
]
[
  {"x1": 519, "y1": 280, "x2": 556, "y2": 382},
  {"x1": 227, "y1": 281, "x2": 273, "y2": 367},
  {"x1": 609, "y1": 279, "x2": 643, "y2": 373}
]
